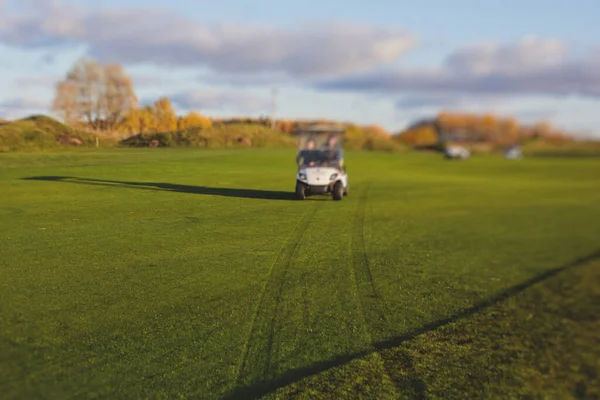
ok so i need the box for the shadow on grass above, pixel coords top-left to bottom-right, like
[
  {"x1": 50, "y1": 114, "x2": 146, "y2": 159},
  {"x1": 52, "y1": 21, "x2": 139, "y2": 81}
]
[
  {"x1": 224, "y1": 248, "x2": 600, "y2": 400},
  {"x1": 22, "y1": 176, "x2": 304, "y2": 201}
]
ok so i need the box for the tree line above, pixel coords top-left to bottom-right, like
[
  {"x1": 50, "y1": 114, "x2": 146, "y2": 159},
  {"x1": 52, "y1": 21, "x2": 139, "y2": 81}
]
[
  {"x1": 51, "y1": 58, "x2": 575, "y2": 147},
  {"x1": 50, "y1": 58, "x2": 398, "y2": 138},
  {"x1": 396, "y1": 111, "x2": 574, "y2": 147}
]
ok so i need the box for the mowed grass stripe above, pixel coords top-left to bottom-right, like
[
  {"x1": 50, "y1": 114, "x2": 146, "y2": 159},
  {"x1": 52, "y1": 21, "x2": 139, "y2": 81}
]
[
  {"x1": 251, "y1": 198, "x2": 371, "y2": 382},
  {"x1": 350, "y1": 181, "x2": 391, "y2": 344},
  {"x1": 235, "y1": 203, "x2": 318, "y2": 388},
  {"x1": 230, "y1": 186, "x2": 378, "y2": 398},
  {"x1": 347, "y1": 182, "x2": 399, "y2": 398}
]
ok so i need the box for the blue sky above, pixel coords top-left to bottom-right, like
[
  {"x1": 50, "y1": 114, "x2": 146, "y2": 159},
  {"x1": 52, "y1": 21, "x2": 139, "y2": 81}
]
[{"x1": 1, "y1": 0, "x2": 600, "y2": 136}]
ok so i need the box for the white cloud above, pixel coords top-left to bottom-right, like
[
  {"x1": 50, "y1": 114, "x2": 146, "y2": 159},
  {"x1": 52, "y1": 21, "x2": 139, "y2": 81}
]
[
  {"x1": 196, "y1": 71, "x2": 293, "y2": 88},
  {"x1": 15, "y1": 74, "x2": 60, "y2": 87},
  {"x1": 169, "y1": 90, "x2": 271, "y2": 113},
  {"x1": 514, "y1": 108, "x2": 559, "y2": 122},
  {"x1": 395, "y1": 93, "x2": 501, "y2": 110},
  {"x1": 0, "y1": 1, "x2": 416, "y2": 79},
  {"x1": 0, "y1": 96, "x2": 50, "y2": 119},
  {"x1": 129, "y1": 73, "x2": 178, "y2": 88},
  {"x1": 317, "y1": 37, "x2": 600, "y2": 98},
  {"x1": 15, "y1": 71, "x2": 179, "y2": 90},
  {"x1": 445, "y1": 36, "x2": 567, "y2": 75},
  {"x1": 0, "y1": 96, "x2": 49, "y2": 110}
]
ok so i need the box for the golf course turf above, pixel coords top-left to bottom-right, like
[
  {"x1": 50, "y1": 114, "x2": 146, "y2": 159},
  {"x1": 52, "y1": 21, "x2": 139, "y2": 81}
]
[{"x1": 1, "y1": 149, "x2": 599, "y2": 399}]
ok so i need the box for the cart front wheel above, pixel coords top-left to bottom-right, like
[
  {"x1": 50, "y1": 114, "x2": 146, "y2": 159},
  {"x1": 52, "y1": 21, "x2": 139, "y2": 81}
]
[
  {"x1": 295, "y1": 182, "x2": 307, "y2": 200},
  {"x1": 332, "y1": 181, "x2": 343, "y2": 201}
]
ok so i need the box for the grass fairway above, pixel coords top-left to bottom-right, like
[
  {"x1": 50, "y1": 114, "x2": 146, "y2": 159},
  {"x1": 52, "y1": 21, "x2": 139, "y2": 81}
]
[{"x1": 1, "y1": 149, "x2": 599, "y2": 399}]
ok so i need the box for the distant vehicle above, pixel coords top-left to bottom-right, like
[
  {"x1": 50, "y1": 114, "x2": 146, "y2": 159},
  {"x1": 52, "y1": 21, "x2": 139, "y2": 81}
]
[
  {"x1": 444, "y1": 145, "x2": 471, "y2": 159},
  {"x1": 504, "y1": 145, "x2": 523, "y2": 160},
  {"x1": 294, "y1": 124, "x2": 349, "y2": 201}
]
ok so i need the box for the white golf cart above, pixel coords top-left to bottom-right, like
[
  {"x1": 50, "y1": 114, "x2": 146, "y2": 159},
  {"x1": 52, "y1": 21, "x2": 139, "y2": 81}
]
[
  {"x1": 294, "y1": 125, "x2": 349, "y2": 201},
  {"x1": 504, "y1": 144, "x2": 523, "y2": 160},
  {"x1": 444, "y1": 144, "x2": 471, "y2": 159}
]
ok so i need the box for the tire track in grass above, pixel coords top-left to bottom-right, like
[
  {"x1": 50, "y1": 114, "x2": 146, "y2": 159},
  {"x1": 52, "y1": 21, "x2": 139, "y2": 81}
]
[
  {"x1": 233, "y1": 204, "x2": 317, "y2": 390},
  {"x1": 226, "y1": 249, "x2": 600, "y2": 400},
  {"x1": 351, "y1": 182, "x2": 390, "y2": 345},
  {"x1": 351, "y1": 183, "x2": 398, "y2": 395},
  {"x1": 347, "y1": 182, "x2": 400, "y2": 397}
]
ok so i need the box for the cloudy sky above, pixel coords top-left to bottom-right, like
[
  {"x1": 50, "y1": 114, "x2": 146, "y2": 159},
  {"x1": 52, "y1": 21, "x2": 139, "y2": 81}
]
[{"x1": 1, "y1": 0, "x2": 599, "y2": 136}]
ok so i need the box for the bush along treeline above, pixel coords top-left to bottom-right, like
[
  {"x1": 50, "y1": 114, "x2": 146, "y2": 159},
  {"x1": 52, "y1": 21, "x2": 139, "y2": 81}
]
[
  {"x1": 117, "y1": 121, "x2": 405, "y2": 151},
  {"x1": 120, "y1": 124, "x2": 297, "y2": 149}
]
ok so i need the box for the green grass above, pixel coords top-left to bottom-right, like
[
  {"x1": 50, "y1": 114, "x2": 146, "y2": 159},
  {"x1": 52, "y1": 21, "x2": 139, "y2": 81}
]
[{"x1": 1, "y1": 149, "x2": 599, "y2": 399}]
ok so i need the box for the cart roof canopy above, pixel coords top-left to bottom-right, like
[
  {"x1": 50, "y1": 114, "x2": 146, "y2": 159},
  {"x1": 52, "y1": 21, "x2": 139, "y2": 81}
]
[
  {"x1": 294, "y1": 124, "x2": 346, "y2": 150},
  {"x1": 295, "y1": 124, "x2": 345, "y2": 151},
  {"x1": 293, "y1": 124, "x2": 346, "y2": 135}
]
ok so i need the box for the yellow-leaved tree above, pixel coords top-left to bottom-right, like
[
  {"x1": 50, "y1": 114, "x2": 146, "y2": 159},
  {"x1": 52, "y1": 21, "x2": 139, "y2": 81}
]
[
  {"x1": 118, "y1": 107, "x2": 156, "y2": 134},
  {"x1": 152, "y1": 97, "x2": 178, "y2": 132},
  {"x1": 177, "y1": 111, "x2": 212, "y2": 130},
  {"x1": 397, "y1": 124, "x2": 439, "y2": 146}
]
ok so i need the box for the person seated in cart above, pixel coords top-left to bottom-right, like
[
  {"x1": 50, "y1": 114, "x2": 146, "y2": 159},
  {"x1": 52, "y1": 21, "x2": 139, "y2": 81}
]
[
  {"x1": 320, "y1": 134, "x2": 344, "y2": 168},
  {"x1": 296, "y1": 138, "x2": 318, "y2": 167}
]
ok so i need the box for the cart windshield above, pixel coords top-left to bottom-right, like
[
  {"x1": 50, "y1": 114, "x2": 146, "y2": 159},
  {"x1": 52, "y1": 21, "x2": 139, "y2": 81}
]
[
  {"x1": 296, "y1": 130, "x2": 344, "y2": 168},
  {"x1": 297, "y1": 149, "x2": 342, "y2": 168}
]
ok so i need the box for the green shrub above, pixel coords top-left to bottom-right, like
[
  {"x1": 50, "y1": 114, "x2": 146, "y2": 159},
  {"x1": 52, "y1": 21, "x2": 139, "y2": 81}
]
[
  {"x1": 119, "y1": 123, "x2": 297, "y2": 149},
  {"x1": 362, "y1": 135, "x2": 407, "y2": 152}
]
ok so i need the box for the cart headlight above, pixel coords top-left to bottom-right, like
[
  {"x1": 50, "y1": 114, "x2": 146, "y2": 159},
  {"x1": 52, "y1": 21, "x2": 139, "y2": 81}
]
[
  {"x1": 329, "y1": 173, "x2": 338, "y2": 181},
  {"x1": 298, "y1": 173, "x2": 307, "y2": 181}
]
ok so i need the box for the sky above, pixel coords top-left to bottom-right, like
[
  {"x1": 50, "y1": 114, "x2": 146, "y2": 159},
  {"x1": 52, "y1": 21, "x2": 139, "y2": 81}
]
[{"x1": 1, "y1": 0, "x2": 600, "y2": 136}]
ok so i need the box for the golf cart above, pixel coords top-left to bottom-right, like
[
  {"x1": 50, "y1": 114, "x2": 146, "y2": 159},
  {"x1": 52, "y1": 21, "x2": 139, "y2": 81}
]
[
  {"x1": 294, "y1": 125, "x2": 349, "y2": 201},
  {"x1": 504, "y1": 144, "x2": 523, "y2": 160},
  {"x1": 444, "y1": 144, "x2": 471, "y2": 159}
]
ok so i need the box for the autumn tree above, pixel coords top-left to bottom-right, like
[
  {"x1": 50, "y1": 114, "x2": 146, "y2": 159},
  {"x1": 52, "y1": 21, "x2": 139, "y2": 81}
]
[
  {"x1": 276, "y1": 119, "x2": 296, "y2": 134},
  {"x1": 397, "y1": 124, "x2": 439, "y2": 146},
  {"x1": 361, "y1": 124, "x2": 391, "y2": 137},
  {"x1": 434, "y1": 112, "x2": 531, "y2": 145},
  {"x1": 497, "y1": 117, "x2": 520, "y2": 146},
  {"x1": 52, "y1": 58, "x2": 137, "y2": 131},
  {"x1": 152, "y1": 97, "x2": 178, "y2": 132},
  {"x1": 343, "y1": 125, "x2": 367, "y2": 148},
  {"x1": 177, "y1": 111, "x2": 212, "y2": 130},
  {"x1": 118, "y1": 106, "x2": 156, "y2": 134}
]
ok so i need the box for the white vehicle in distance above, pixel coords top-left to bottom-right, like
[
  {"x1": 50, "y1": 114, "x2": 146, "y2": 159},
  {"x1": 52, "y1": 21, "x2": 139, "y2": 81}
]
[
  {"x1": 444, "y1": 144, "x2": 471, "y2": 159},
  {"x1": 295, "y1": 124, "x2": 349, "y2": 201},
  {"x1": 504, "y1": 144, "x2": 523, "y2": 160}
]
